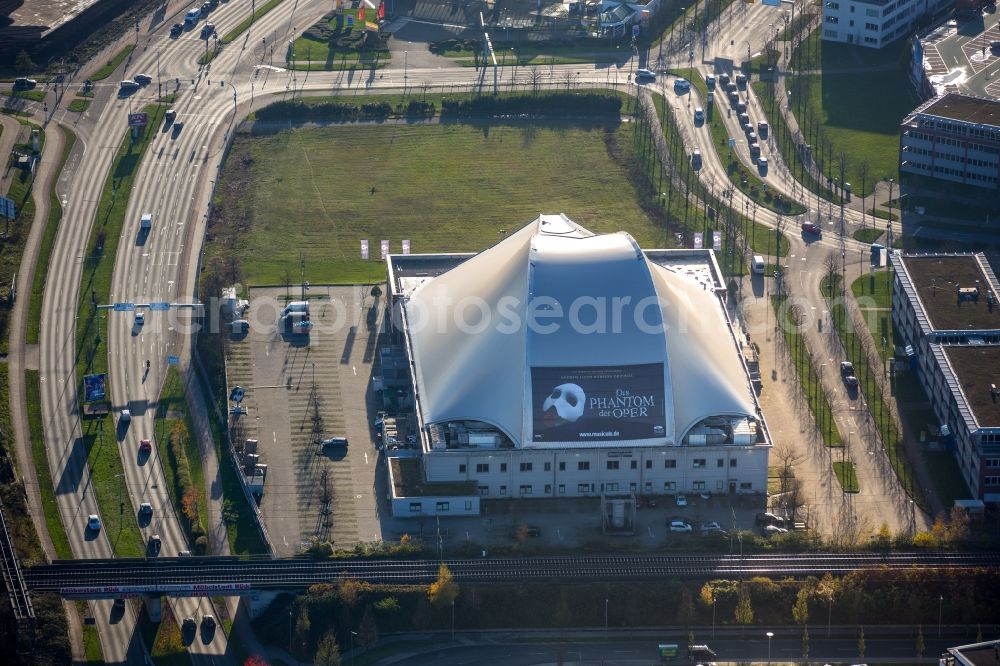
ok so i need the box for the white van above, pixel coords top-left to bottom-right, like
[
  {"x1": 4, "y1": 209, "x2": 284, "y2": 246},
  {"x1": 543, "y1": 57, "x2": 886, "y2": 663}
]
[
  {"x1": 751, "y1": 255, "x2": 766, "y2": 274},
  {"x1": 140, "y1": 213, "x2": 152, "y2": 230},
  {"x1": 281, "y1": 301, "x2": 309, "y2": 317}
]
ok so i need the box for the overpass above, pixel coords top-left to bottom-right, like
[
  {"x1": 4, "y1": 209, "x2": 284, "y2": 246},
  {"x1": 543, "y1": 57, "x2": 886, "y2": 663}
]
[{"x1": 25, "y1": 551, "x2": 1000, "y2": 600}]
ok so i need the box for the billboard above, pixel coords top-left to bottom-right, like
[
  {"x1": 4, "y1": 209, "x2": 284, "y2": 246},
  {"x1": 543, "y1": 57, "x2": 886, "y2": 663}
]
[
  {"x1": 531, "y1": 364, "x2": 666, "y2": 442},
  {"x1": 128, "y1": 113, "x2": 148, "y2": 127},
  {"x1": 83, "y1": 373, "x2": 107, "y2": 403}
]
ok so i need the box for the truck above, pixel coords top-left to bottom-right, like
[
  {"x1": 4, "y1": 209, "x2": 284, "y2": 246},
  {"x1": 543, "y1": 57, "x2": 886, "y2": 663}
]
[
  {"x1": 140, "y1": 213, "x2": 152, "y2": 230},
  {"x1": 281, "y1": 301, "x2": 309, "y2": 317}
]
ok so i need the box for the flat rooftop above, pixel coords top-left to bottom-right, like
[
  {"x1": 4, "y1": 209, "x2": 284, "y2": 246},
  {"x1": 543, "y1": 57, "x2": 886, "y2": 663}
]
[
  {"x1": 902, "y1": 255, "x2": 1000, "y2": 331},
  {"x1": 5, "y1": 0, "x2": 104, "y2": 36},
  {"x1": 390, "y1": 458, "x2": 477, "y2": 498},
  {"x1": 920, "y1": 94, "x2": 1000, "y2": 127},
  {"x1": 948, "y1": 639, "x2": 1000, "y2": 666},
  {"x1": 944, "y1": 346, "x2": 1000, "y2": 428}
]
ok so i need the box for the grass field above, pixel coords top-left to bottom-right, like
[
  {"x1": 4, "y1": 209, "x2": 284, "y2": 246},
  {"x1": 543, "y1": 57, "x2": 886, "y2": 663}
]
[
  {"x1": 12, "y1": 89, "x2": 46, "y2": 102},
  {"x1": 290, "y1": 8, "x2": 389, "y2": 70},
  {"x1": 29, "y1": 125, "x2": 78, "y2": 344},
  {"x1": 216, "y1": 120, "x2": 662, "y2": 284},
  {"x1": 91, "y1": 45, "x2": 136, "y2": 81},
  {"x1": 832, "y1": 460, "x2": 859, "y2": 493},
  {"x1": 852, "y1": 227, "x2": 883, "y2": 244},
  {"x1": 68, "y1": 98, "x2": 91, "y2": 113}
]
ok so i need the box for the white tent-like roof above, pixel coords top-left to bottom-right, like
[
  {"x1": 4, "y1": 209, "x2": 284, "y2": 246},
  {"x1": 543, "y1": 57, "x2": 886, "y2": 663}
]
[{"x1": 403, "y1": 214, "x2": 756, "y2": 448}]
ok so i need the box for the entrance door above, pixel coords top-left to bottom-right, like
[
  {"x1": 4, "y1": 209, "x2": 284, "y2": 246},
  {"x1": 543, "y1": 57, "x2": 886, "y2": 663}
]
[{"x1": 729, "y1": 481, "x2": 737, "y2": 494}]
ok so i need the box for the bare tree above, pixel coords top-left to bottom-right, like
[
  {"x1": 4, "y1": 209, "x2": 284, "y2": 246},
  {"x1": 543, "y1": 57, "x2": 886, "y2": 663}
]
[
  {"x1": 858, "y1": 159, "x2": 871, "y2": 229},
  {"x1": 823, "y1": 252, "x2": 839, "y2": 297},
  {"x1": 528, "y1": 66, "x2": 542, "y2": 95}
]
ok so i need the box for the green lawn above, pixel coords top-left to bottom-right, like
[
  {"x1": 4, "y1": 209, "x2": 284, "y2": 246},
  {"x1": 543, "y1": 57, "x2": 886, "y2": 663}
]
[
  {"x1": 11, "y1": 89, "x2": 46, "y2": 102},
  {"x1": 149, "y1": 609, "x2": 189, "y2": 666},
  {"x1": 772, "y1": 294, "x2": 844, "y2": 450},
  {"x1": 0, "y1": 120, "x2": 43, "y2": 354},
  {"x1": 25, "y1": 370, "x2": 73, "y2": 560},
  {"x1": 68, "y1": 98, "x2": 91, "y2": 113},
  {"x1": 215, "y1": 118, "x2": 661, "y2": 284},
  {"x1": 29, "y1": 125, "x2": 77, "y2": 344},
  {"x1": 852, "y1": 227, "x2": 883, "y2": 244},
  {"x1": 155, "y1": 368, "x2": 207, "y2": 552},
  {"x1": 852, "y1": 270, "x2": 892, "y2": 311},
  {"x1": 290, "y1": 8, "x2": 389, "y2": 70},
  {"x1": 832, "y1": 460, "x2": 859, "y2": 493},
  {"x1": 91, "y1": 45, "x2": 136, "y2": 81}
]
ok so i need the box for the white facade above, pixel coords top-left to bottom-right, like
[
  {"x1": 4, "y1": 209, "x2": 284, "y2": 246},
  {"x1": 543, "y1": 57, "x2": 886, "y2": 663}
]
[
  {"x1": 900, "y1": 94, "x2": 1000, "y2": 191},
  {"x1": 385, "y1": 215, "x2": 771, "y2": 512},
  {"x1": 821, "y1": 0, "x2": 950, "y2": 48}
]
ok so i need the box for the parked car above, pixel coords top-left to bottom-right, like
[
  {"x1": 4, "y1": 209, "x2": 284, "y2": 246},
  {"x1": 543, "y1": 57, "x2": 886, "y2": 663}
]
[
  {"x1": 675, "y1": 494, "x2": 688, "y2": 507},
  {"x1": 755, "y1": 512, "x2": 785, "y2": 527},
  {"x1": 200, "y1": 23, "x2": 216, "y2": 39},
  {"x1": 700, "y1": 521, "x2": 724, "y2": 534},
  {"x1": 87, "y1": 514, "x2": 101, "y2": 531},
  {"x1": 669, "y1": 519, "x2": 693, "y2": 533},
  {"x1": 801, "y1": 222, "x2": 822, "y2": 236},
  {"x1": 674, "y1": 78, "x2": 691, "y2": 93},
  {"x1": 763, "y1": 524, "x2": 789, "y2": 535},
  {"x1": 135, "y1": 312, "x2": 145, "y2": 327}
]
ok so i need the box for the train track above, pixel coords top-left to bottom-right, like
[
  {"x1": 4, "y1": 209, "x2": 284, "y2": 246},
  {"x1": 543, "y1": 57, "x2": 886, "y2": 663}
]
[
  {"x1": 24, "y1": 551, "x2": 1000, "y2": 596},
  {"x1": 0, "y1": 501, "x2": 33, "y2": 620}
]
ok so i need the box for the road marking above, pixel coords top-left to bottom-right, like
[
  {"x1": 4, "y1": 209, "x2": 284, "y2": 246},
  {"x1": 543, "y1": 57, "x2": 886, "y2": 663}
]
[
  {"x1": 272, "y1": 432, "x2": 276, "y2": 443},
  {"x1": 364, "y1": 452, "x2": 368, "y2": 465},
  {"x1": 352, "y1": 365, "x2": 356, "y2": 376}
]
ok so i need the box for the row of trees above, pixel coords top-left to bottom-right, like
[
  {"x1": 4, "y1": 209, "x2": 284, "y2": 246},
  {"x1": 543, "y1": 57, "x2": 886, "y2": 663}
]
[{"x1": 249, "y1": 564, "x2": 1000, "y2": 663}]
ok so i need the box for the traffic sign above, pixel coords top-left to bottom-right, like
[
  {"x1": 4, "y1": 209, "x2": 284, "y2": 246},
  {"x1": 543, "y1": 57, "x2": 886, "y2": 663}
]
[
  {"x1": 149, "y1": 302, "x2": 170, "y2": 311},
  {"x1": 167, "y1": 355, "x2": 180, "y2": 366},
  {"x1": 0, "y1": 195, "x2": 16, "y2": 220},
  {"x1": 112, "y1": 302, "x2": 136, "y2": 311}
]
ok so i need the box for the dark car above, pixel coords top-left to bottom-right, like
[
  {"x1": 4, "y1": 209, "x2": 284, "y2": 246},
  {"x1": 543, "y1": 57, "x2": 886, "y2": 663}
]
[
  {"x1": 134, "y1": 73, "x2": 152, "y2": 86},
  {"x1": 201, "y1": 23, "x2": 216, "y2": 39},
  {"x1": 992, "y1": 40, "x2": 1000, "y2": 51},
  {"x1": 755, "y1": 512, "x2": 785, "y2": 527},
  {"x1": 170, "y1": 23, "x2": 183, "y2": 37},
  {"x1": 801, "y1": 222, "x2": 822, "y2": 236},
  {"x1": 146, "y1": 534, "x2": 161, "y2": 556}
]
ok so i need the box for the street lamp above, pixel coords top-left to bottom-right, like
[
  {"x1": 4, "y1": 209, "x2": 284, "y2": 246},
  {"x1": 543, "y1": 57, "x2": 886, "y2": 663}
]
[
  {"x1": 766, "y1": 631, "x2": 774, "y2": 665},
  {"x1": 938, "y1": 595, "x2": 943, "y2": 637},
  {"x1": 604, "y1": 598, "x2": 609, "y2": 639},
  {"x1": 350, "y1": 630, "x2": 359, "y2": 666}
]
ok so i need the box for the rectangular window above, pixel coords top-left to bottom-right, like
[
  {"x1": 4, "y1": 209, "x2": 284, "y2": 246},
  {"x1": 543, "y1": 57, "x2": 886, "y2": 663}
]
[
  {"x1": 607, "y1": 460, "x2": 620, "y2": 470},
  {"x1": 717, "y1": 480, "x2": 725, "y2": 490},
  {"x1": 985, "y1": 476, "x2": 1000, "y2": 486},
  {"x1": 866, "y1": 7, "x2": 878, "y2": 16},
  {"x1": 476, "y1": 463, "x2": 489, "y2": 474},
  {"x1": 645, "y1": 460, "x2": 652, "y2": 469},
  {"x1": 500, "y1": 485, "x2": 507, "y2": 496},
  {"x1": 730, "y1": 458, "x2": 738, "y2": 468},
  {"x1": 717, "y1": 458, "x2": 724, "y2": 468},
  {"x1": 520, "y1": 462, "x2": 533, "y2": 472},
  {"x1": 825, "y1": 15, "x2": 839, "y2": 23},
  {"x1": 559, "y1": 462, "x2": 566, "y2": 471},
  {"x1": 578, "y1": 461, "x2": 590, "y2": 471},
  {"x1": 577, "y1": 483, "x2": 590, "y2": 493},
  {"x1": 693, "y1": 458, "x2": 706, "y2": 468},
  {"x1": 664, "y1": 481, "x2": 676, "y2": 491},
  {"x1": 544, "y1": 484, "x2": 552, "y2": 494},
  {"x1": 644, "y1": 481, "x2": 652, "y2": 491},
  {"x1": 559, "y1": 484, "x2": 566, "y2": 494},
  {"x1": 436, "y1": 501, "x2": 450, "y2": 511},
  {"x1": 865, "y1": 22, "x2": 877, "y2": 30},
  {"x1": 465, "y1": 501, "x2": 473, "y2": 510},
  {"x1": 459, "y1": 464, "x2": 466, "y2": 474},
  {"x1": 607, "y1": 482, "x2": 619, "y2": 492},
  {"x1": 478, "y1": 485, "x2": 489, "y2": 496},
  {"x1": 665, "y1": 459, "x2": 677, "y2": 469},
  {"x1": 740, "y1": 482, "x2": 753, "y2": 490},
  {"x1": 985, "y1": 459, "x2": 1000, "y2": 468},
  {"x1": 693, "y1": 481, "x2": 706, "y2": 490},
  {"x1": 500, "y1": 463, "x2": 507, "y2": 472},
  {"x1": 631, "y1": 460, "x2": 638, "y2": 470},
  {"x1": 519, "y1": 485, "x2": 532, "y2": 495},
  {"x1": 409, "y1": 502, "x2": 422, "y2": 513},
  {"x1": 544, "y1": 462, "x2": 552, "y2": 471}
]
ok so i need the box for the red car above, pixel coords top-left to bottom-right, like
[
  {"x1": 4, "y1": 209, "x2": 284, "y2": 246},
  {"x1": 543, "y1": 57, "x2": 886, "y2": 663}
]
[
  {"x1": 139, "y1": 439, "x2": 152, "y2": 455},
  {"x1": 801, "y1": 222, "x2": 822, "y2": 236}
]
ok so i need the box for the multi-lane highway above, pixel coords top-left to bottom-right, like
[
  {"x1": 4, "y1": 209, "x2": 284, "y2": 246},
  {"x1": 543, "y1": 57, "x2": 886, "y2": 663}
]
[{"x1": 15, "y1": 0, "x2": 936, "y2": 662}]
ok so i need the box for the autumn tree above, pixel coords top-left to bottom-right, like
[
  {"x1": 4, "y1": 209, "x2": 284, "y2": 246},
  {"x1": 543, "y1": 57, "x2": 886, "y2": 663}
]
[
  {"x1": 735, "y1": 584, "x2": 754, "y2": 635},
  {"x1": 428, "y1": 564, "x2": 459, "y2": 607},
  {"x1": 293, "y1": 607, "x2": 311, "y2": 657},
  {"x1": 358, "y1": 603, "x2": 378, "y2": 647},
  {"x1": 244, "y1": 657, "x2": 268, "y2": 666},
  {"x1": 314, "y1": 631, "x2": 342, "y2": 666}
]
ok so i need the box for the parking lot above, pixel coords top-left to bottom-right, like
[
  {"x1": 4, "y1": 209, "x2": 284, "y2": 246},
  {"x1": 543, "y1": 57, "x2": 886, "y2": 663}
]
[{"x1": 225, "y1": 286, "x2": 386, "y2": 556}]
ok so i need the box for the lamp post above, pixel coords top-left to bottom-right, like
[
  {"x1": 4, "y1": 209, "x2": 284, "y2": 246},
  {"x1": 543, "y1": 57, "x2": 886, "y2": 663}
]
[
  {"x1": 604, "y1": 598, "x2": 609, "y2": 640},
  {"x1": 819, "y1": 363, "x2": 827, "y2": 446},
  {"x1": 766, "y1": 631, "x2": 774, "y2": 665},
  {"x1": 350, "y1": 630, "x2": 359, "y2": 666},
  {"x1": 938, "y1": 595, "x2": 943, "y2": 637}
]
